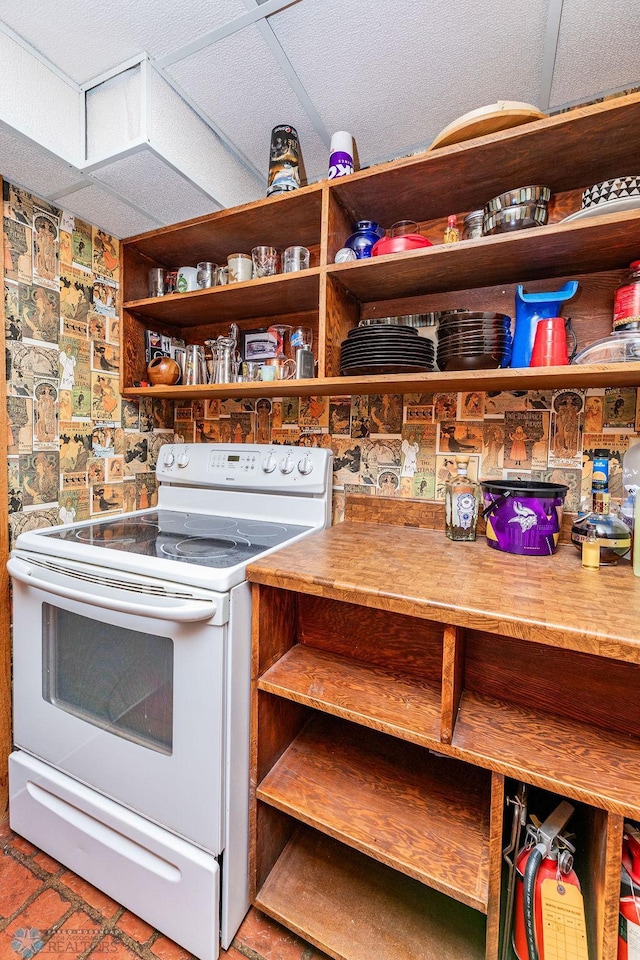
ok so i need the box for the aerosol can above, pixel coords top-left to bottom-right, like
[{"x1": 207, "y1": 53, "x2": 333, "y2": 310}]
[{"x1": 512, "y1": 801, "x2": 587, "y2": 960}]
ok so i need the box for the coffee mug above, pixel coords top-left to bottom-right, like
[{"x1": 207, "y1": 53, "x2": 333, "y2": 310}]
[
  {"x1": 264, "y1": 357, "x2": 296, "y2": 380},
  {"x1": 176, "y1": 266, "x2": 199, "y2": 292}
]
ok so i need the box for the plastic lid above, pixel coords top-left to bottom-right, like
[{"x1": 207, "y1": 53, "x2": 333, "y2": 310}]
[{"x1": 630, "y1": 260, "x2": 640, "y2": 270}]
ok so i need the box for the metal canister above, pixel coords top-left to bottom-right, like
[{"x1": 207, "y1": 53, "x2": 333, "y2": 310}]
[
  {"x1": 295, "y1": 347, "x2": 315, "y2": 379},
  {"x1": 267, "y1": 124, "x2": 301, "y2": 196}
]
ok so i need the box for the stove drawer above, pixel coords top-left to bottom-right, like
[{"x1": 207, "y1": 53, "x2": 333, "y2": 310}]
[{"x1": 10, "y1": 751, "x2": 220, "y2": 960}]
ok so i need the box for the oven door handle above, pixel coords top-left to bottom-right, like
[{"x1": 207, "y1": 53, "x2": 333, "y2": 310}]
[{"x1": 7, "y1": 557, "x2": 219, "y2": 622}]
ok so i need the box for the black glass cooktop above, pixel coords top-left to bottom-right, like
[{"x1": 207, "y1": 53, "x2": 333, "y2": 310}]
[{"x1": 46, "y1": 510, "x2": 311, "y2": 568}]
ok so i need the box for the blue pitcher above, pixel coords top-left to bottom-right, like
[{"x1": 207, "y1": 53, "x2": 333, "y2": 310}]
[{"x1": 512, "y1": 281, "x2": 579, "y2": 368}]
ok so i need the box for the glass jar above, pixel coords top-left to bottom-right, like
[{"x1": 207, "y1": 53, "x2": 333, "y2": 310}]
[
  {"x1": 344, "y1": 220, "x2": 385, "y2": 259},
  {"x1": 613, "y1": 260, "x2": 640, "y2": 329}
]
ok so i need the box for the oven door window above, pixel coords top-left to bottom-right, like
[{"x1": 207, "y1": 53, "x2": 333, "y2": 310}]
[{"x1": 42, "y1": 605, "x2": 173, "y2": 755}]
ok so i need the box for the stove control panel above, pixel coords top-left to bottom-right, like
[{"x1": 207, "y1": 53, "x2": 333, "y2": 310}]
[{"x1": 156, "y1": 443, "x2": 332, "y2": 494}]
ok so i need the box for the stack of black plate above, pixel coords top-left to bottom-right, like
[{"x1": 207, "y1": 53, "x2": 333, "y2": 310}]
[
  {"x1": 437, "y1": 312, "x2": 512, "y2": 371},
  {"x1": 340, "y1": 325, "x2": 435, "y2": 376}
]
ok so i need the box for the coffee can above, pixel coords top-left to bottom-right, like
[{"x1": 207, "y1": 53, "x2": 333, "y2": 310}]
[{"x1": 267, "y1": 124, "x2": 301, "y2": 196}]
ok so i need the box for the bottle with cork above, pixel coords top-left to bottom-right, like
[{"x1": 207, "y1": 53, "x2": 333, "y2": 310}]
[{"x1": 445, "y1": 456, "x2": 480, "y2": 541}]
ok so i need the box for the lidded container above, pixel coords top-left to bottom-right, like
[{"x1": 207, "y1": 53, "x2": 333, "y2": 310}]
[{"x1": 613, "y1": 260, "x2": 640, "y2": 329}]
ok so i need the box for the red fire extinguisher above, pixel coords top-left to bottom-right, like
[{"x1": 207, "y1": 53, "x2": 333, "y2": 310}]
[
  {"x1": 619, "y1": 824, "x2": 640, "y2": 960},
  {"x1": 512, "y1": 800, "x2": 581, "y2": 960}
]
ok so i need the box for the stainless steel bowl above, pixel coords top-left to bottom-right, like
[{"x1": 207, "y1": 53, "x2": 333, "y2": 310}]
[
  {"x1": 483, "y1": 202, "x2": 549, "y2": 235},
  {"x1": 485, "y1": 185, "x2": 551, "y2": 214}
]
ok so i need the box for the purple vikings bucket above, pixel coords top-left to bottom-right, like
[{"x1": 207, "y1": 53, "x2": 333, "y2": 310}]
[{"x1": 481, "y1": 480, "x2": 568, "y2": 556}]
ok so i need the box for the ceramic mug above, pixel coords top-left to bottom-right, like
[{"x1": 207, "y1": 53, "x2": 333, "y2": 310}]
[{"x1": 176, "y1": 266, "x2": 199, "y2": 292}]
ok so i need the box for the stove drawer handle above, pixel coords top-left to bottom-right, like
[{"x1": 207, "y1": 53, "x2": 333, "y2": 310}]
[{"x1": 7, "y1": 558, "x2": 218, "y2": 622}]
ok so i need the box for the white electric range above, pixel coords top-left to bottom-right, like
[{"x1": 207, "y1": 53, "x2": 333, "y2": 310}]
[{"x1": 8, "y1": 442, "x2": 332, "y2": 960}]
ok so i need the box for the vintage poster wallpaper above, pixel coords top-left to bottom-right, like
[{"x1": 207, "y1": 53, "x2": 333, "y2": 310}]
[{"x1": 4, "y1": 180, "x2": 640, "y2": 543}]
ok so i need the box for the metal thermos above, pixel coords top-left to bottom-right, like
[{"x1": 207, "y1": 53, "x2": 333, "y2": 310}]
[{"x1": 295, "y1": 347, "x2": 315, "y2": 379}]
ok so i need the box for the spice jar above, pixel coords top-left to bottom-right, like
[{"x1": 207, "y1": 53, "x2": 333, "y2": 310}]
[{"x1": 613, "y1": 260, "x2": 640, "y2": 329}]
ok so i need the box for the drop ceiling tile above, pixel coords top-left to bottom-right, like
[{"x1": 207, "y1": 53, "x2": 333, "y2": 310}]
[
  {"x1": 269, "y1": 0, "x2": 548, "y2": 169},
  {"x1": 0, "y1": 126, "x2": 84, "y2": 197},
  {"x1": 550, "y1": 0, "x2": 640, "y2": 108},
  {"x1": 166, "y1": 23, "x2": 329, "y2": 184},
  {"x1": 60, "y1": 182, "x2": 159, "y2": 238},
  {"x1": 91, "y1": 149, "x2": 220, "y2": 224},
  {"x1": 0, "y1": 0, "x2": 246, "y2": 84}
]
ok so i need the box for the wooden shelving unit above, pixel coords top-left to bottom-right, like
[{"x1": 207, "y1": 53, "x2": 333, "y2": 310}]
[
  {"x1": 248, "y1": 524, "x2": 640, "y2": 960},
  {"x1": 120, "y1": 91, "x2": 640, "y2": 398}
]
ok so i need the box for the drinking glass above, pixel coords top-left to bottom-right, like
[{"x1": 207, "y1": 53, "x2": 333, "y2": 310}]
[
  {"x1": 390, "y1": 220, "x2": 419, "y2": 237},
  {"x1": 148, "y1": 268, "x2": 165, "y2": 298},
  {"x1": 290, "y1": 325, "x2": 313, "y2": 352},
  {"x1": 197, "y1": 262, "x2": 217, "y2": 288},
  {"x1": 242, "y1": 361, "x2": 263, "y2": 382},
  {"x1": 283, "y1": 246, "x2": 310, "y2": 273},
  {"x1": 251, "y1": 246, "x2": 279, "y2": 278},
  {"x1": 267, "y1": 323, "x2": 293, "y2": 359}
]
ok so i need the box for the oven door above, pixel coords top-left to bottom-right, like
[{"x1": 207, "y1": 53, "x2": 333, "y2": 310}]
[{"x1": 9, "y1": 550, "x2": 229, "y2": 854}]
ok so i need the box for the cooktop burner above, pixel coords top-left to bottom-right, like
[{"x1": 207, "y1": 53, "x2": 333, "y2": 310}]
[{"x1": 46, "y1": 510, "x2": 311, "y2": 569}]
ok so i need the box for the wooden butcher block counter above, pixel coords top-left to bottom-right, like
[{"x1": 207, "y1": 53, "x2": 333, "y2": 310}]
[{"x1": 247, "y1": 521, "x2": 640, "y2": 960}]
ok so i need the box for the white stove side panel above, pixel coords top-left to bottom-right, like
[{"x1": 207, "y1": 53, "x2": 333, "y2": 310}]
[{"x1": 221, "y1": 579, "x2": 252, "y2": 948}]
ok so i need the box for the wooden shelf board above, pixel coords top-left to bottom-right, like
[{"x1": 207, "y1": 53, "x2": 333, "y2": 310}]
[
  {"x1": 329, "y1": 92, "x2": 640, "y2": 225},
  {"x1": 452, "y1": 690, "x2": 640, "y2": 818},
  {"x1": 255, "y1": 826, "x2": 486, "y2": 960},
  {"x1": 256, "y1": 712, "x2": 491, "y2": 912},
  {"x1": 258, "y1": 643, "x2": 442, "y2": 746},
  {"x1": 123, "y1": 182, "x2": 324, "y2": 265},
  {"x1": 328, "y1": 211, "x2": 640, "y2": 303},
  {"x1": 123, "y1": 268, "x2": 321, "y2": 326},
  {"x1": 123, "y1": 360, "x2": 640, "y2": 400}
]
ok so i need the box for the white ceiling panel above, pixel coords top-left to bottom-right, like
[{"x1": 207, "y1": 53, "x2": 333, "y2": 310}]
[
  {"x1": 91, "y1": 149, "x2": 220, "y2": 225},
  {"x1": 60, "y1": 182, "x2": 159, "y2": 238},
  {"x1": 166, "y1": 23, "x2": 329, "y2": 185},
  {"x1": 0, "y1": 0, "x2": 247, "y2": 85},
  {"x1": 0, "y1": 126, "x2": 83, "y2": 198},
  {"x1": 269, "y1": 0, "x2": 548, "y2": 169},
  {"x1": 550, "y1": 0, "x2": 640, "y2": 108},
  {"x1": 86, "y1": 66, "x2": 142, "y2": 160}
]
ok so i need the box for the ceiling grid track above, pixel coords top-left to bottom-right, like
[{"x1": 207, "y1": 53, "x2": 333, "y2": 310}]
[
  {"x1": 538, "y1": 0, "x2": 564, "y2": 112},
  {"x1": 241, "y1": 0, "x2": 331, "y2": 148}
]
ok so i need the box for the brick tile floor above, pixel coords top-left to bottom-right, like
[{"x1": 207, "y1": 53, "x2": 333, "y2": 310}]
[{"x1": 0, "y1": 823, "x2": 330, "y2": 960}]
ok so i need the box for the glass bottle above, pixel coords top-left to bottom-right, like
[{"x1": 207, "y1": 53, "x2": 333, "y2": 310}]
[
  {"x1": 445, "y1": 455, "x2": 480, "y2": 541},
  {"x1": 571, "y1": 451, "x2": 631, "y2": 564},
  {"x1": 581, "y1": 525, "x2": 600, "y2": 569},
  {"x1": 443, "y1": 214, "x2": 460, "y2": 244}
]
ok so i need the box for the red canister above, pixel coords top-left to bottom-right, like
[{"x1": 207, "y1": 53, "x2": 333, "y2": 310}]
[{"x1": 613, "y1": 261, "x2": 640, "y2": 329}]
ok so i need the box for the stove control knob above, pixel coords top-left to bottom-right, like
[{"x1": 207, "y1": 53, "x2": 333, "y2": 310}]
[
  {"x1": 163, "y1": 450, "x2": 175, "y2": 467},
  {"x1": 298, "y1": 456, "x2": 314, "y2": 476},
  {"x1": 279, "y1": 454, "x2": 295, "y2": 475},
  {"x1": 262, "y1": 454, "x2": 277, "y2": 474},
  {"x1": 177, "y1": 451, "x2": 190, "y2": 469}
]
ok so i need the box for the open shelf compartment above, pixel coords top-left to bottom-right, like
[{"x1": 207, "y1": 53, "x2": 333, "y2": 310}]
[
  {"x1": 256, "y1": 710, "x2": 492, "y2": 912},
  {"x1": 452, "y1": 631, "x2": 640, "y2": 818},
  {"x1": 255, "y1": 822, "x2": 487, "y2": 960}
]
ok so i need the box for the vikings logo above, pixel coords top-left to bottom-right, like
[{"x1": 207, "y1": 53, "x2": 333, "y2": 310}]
[{"x1": 508, "y1": 501, "x2": 538, "y2": 532}]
